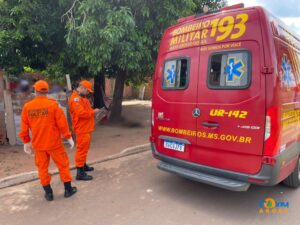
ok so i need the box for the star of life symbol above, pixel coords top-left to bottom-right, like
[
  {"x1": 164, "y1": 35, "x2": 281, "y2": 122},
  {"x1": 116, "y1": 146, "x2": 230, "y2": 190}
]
[
  {"x1": 165, "y1": 65, "x2": 176, "y2": 84},
  {"x1": 225, "y1": 57, "x2": 245, "y2": 82},
  {"x1": 281, "y1": 54, "x2": 296, "y2": 89}
]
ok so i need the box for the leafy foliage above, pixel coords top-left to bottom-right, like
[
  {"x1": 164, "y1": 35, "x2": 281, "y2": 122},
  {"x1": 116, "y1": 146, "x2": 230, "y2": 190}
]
[{"x1": 0, "y1": 0, "x2": 82, "y2": 78}]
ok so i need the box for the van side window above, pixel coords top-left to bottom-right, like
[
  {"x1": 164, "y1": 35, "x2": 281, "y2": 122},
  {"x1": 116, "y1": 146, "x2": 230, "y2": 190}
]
[
  {"x1": 162, "y1": 58, "x2": 189, "y2": 89},
  {"x1": 208, "y1": 51, "x2": 251, "y2": 89}
]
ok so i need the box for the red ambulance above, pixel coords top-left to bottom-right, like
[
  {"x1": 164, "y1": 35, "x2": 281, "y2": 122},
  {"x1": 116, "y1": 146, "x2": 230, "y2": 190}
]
[{"x1": 150, "y1": 4, "x2": 300, "y2": 191}]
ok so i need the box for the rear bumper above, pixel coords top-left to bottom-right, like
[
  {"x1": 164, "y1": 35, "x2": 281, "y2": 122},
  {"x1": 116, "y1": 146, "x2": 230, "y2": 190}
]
[
  {"x1": 151, "y1": 143, "x2": 300, "y2": 191},
  {"x1": 158, "y1": 160, "x2": 251, "y2": 191}
]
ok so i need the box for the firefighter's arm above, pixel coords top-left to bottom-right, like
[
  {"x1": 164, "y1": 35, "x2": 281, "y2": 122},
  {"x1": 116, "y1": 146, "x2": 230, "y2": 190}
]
[
  {"x1": 54, "y1": 104, "x2": 72, "y2": 139},
  {"x1": 71, "y1": 98, "x2": 94, "y2": 119},
  {"x1": 19, "y1": 106, "x2": 31, "y2": 144}
]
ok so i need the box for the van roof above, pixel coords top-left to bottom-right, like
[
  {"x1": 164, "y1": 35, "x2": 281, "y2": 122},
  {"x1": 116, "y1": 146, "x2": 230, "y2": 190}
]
[
  {"x1": 164, "y1": 5, "x2": 300, "y2": 50},
  {"x1": 168, "y1": 5, "x2": 262, "y2": 31}
]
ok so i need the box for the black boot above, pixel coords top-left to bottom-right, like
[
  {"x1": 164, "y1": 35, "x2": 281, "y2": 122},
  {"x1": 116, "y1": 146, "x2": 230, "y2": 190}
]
[
  {"x1": 76, "y1": 167, "x2": 93, "y2": 181},
  {"x1": 84, "y1": 163, "x2": 94, "y2": 172},
  {"x1": 43, "y1": 184, "x2": 54, "y2": 201},
  {"x1": 64, "y1": 182, "x2": 77, "y2": 198}
]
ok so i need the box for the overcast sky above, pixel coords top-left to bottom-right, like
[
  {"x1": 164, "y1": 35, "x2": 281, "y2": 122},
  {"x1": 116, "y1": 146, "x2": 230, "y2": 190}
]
[{"x1": 227, "y1": 0, "x2": 300, "y2": 36}]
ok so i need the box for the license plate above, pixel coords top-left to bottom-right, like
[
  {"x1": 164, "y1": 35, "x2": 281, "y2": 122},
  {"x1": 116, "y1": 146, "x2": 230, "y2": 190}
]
[{"x1": 164, "y1": 140, "x2": 185, "y2": 152}]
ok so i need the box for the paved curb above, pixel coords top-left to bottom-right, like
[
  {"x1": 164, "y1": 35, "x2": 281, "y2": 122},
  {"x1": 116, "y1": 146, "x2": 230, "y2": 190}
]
[{"x1": 0, "y1": 143, "x2": 150, "y2": 189}]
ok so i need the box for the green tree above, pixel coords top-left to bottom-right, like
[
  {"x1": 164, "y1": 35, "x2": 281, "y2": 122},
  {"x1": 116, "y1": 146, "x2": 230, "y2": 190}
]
[
  {"x1": 65, "y1": 0, "x2": 197, "y2": 122},
  {"x1": 64, "y1": 1, "x2": 139, "y2": 114},
  {"x1": 0, "y1": 0, "x2": 87, "y2": 82},
  {"x1": 193, "y1": 0, "x2": 227, "y2": 13},
  {"x1": 1, "y1": 0, "x2": 226, "y2": 122}
]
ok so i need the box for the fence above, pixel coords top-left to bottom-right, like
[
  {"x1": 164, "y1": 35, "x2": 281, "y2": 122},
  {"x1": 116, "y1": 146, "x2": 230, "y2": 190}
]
[
  {"x1": 104, "y1": 78, "x2": 152, "y2": 100},
  {"x1": 0, "y1": 74, "x2": 153, "y2": 146},
  {"x1": 0, "y1": 71, "x2": 6, "y2": 144}
]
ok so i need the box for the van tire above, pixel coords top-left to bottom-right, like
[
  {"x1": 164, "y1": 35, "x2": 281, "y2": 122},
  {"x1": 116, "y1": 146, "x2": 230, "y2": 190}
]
[{"x1": 283, "y1": 157, "x2": 300, "y2": 188}]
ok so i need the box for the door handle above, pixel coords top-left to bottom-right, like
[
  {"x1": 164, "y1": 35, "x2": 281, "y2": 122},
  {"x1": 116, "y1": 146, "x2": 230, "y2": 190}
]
[{"x1": 202, "y1": 122, "x2": 219, "y2": 128}]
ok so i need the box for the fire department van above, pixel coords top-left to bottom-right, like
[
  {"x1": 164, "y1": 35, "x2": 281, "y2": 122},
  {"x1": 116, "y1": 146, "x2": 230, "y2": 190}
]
[{"x1": 150, "y1": 4, "x2": 300, "y2": 191}]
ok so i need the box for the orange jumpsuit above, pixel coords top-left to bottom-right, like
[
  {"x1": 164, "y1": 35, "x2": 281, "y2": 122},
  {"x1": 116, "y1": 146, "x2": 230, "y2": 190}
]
[
  {"x1": 69, "y1": 91, "x2": 95, "y2": 168},
  {"x1": 19, "y1": 96, "x2": 72, "y2": 186}
]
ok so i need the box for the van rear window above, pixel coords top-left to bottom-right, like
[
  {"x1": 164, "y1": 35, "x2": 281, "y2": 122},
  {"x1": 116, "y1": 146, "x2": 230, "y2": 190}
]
[
  {"x1": 162, "y1": 58, "x2": 189, "y2": 89},
  {"x1": 208, "y1": 51, "x2": 251, "y2": 89}
]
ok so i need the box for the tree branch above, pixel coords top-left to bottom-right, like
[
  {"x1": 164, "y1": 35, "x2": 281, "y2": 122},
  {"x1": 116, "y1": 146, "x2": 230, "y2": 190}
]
[{"x1": 61, "y1": 0, "x2": 86, "y2": 29}]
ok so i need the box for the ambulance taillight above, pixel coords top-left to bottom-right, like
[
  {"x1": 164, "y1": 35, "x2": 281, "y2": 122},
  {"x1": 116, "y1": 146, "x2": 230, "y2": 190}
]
[
  {"x1": 151, "y1": 109, "x2": 154, "y2": 127},
  {"x1": 221, "y1": 3, "x2": 244, "y2": 11},
  {"x1": 177, "y1": 15, "x2": 196, "y2": 23},
  {"x1": 264, "y1": 107, "x2": 280, "y2": 156},
  {"x1": 264, "y1": 116, "x2": 271, "y2": 140}
]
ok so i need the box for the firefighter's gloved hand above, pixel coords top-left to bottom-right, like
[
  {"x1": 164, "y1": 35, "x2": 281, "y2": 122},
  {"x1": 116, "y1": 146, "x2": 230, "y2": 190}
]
[
  {"x1": 94, "y1": 108, "x2": 101, "y2": 114},
  {"x1": 24, "y1": 142, "x2": 33, "y2": 155},
  {"x1": 67, "y1": 138, "x2": 74, "y2": 149}
]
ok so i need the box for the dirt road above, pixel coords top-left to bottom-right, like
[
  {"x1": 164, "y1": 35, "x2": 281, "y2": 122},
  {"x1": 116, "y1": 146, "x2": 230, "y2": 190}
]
[
  {"x1": 0, "y1": 151, "x2": 298, "y2": 225},
  {"x1": 0, "y1": 100, "x2": 151, "y2": 178}
]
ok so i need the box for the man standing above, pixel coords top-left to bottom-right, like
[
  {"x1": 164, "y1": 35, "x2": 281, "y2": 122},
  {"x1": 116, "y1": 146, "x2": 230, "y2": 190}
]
[
  {"x1": 69, "y1": 80, "x2": 100, "y2": 181},
  {"x1": 19, "y1": 80, "x2": 77, "y2": 201}
]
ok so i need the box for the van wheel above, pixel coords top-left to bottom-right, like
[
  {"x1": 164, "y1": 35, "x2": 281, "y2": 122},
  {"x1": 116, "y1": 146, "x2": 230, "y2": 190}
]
[{"x1": 283, "y1": 157, "x2": 300, "y2": 188}]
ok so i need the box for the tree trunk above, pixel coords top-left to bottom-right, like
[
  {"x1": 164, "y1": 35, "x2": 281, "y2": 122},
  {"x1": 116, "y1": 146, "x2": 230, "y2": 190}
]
[
  {"x1": 93, "y1": 72, "x2": 105, "y2": 109},
  {"x1": 109, "y1": 70, "x2": 126, "y2": 123}
]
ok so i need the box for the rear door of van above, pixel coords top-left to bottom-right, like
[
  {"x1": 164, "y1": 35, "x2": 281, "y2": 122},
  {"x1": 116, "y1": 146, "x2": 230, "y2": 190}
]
[
  {"x1": 193, "y1": 9, "x2": 266, "y2": 174},
  {"x1": 153, "y1": 44, "x2": 200, "y2": 162}
]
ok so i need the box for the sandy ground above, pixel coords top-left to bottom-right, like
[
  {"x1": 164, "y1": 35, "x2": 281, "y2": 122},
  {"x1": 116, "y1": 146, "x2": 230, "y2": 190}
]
[
  {"x1": 0, "y1": 151, "x2": 298, "y2": 225},
  {"x1": 0, "y1": 100, "x2": 151, "y2": 178}
]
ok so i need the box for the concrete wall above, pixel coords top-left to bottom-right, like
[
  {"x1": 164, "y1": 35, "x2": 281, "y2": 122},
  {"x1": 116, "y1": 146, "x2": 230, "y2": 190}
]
[{"x1": 105, "y1": 78, "x2": 152, "y2": 100}]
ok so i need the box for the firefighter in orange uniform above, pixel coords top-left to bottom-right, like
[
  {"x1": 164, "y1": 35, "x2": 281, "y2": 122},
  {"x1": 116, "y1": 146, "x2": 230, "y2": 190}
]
[
  {"x1": 69, "y1": 80, "x2": 100, "y2": 181},
  {"x1": 19, "y1": 80, "x2": 77, "y2": 201}
]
